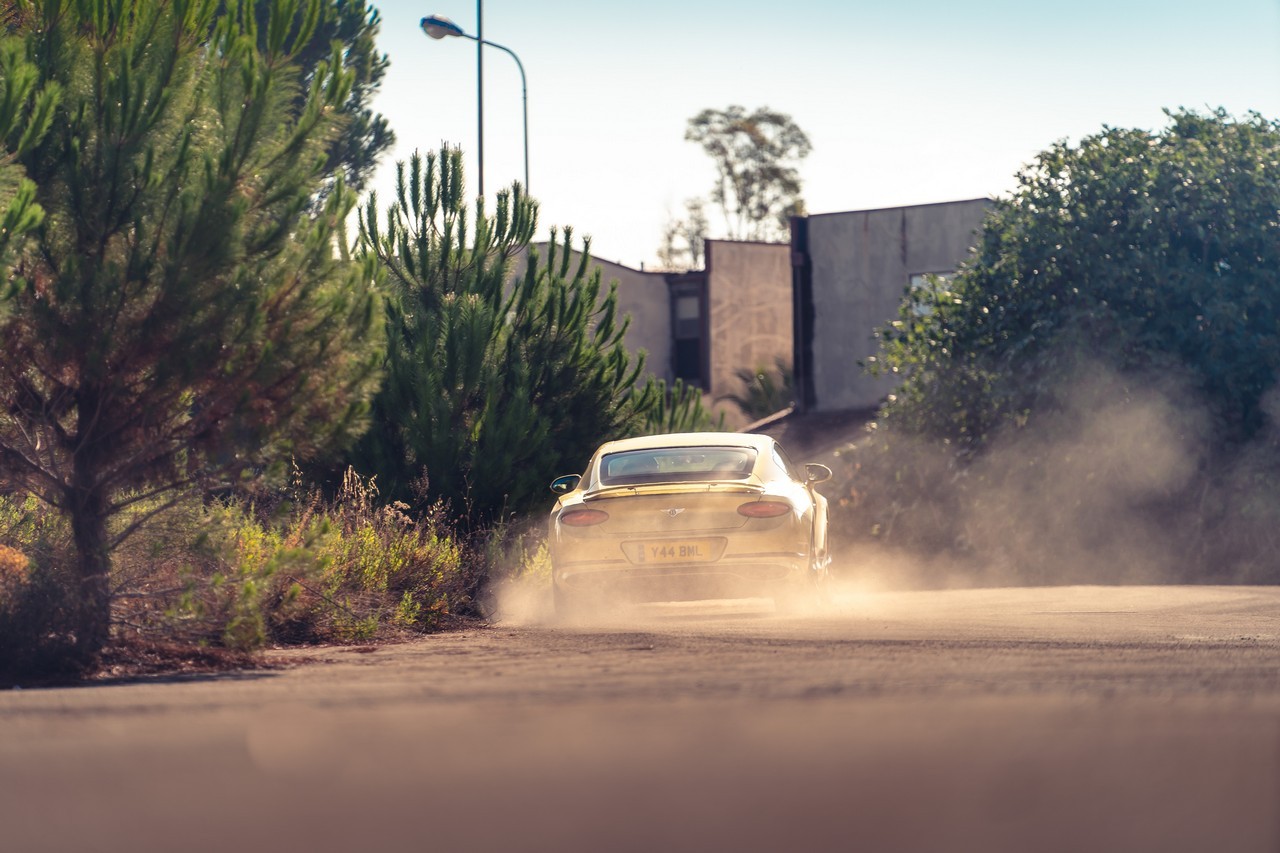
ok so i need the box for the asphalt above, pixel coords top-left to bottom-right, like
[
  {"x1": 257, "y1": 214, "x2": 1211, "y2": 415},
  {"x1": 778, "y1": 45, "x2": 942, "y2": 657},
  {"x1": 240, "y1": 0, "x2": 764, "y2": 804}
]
[{"x1": 2, "y1": 584, "x2": 1278, "y2": 853}]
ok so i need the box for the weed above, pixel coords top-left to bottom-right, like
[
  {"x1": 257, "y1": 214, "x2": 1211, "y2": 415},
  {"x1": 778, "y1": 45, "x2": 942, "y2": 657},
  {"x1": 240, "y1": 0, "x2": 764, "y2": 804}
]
[{"x1": 0, "y1": 464, "x2": 504, "y2": 677}]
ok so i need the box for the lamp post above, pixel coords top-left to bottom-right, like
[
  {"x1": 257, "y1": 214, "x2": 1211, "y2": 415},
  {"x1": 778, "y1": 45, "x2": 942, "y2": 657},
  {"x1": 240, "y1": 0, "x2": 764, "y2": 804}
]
[{"x1": 421, "y1": 13, "x2": 529, "y2": 196}]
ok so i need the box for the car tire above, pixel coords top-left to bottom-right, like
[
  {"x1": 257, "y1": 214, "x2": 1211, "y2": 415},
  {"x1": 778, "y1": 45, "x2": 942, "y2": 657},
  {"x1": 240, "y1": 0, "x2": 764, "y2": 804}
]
[
  {"x1": 773, "y1": 552, "x2": 831, "y2": 614},
  {"x1": 810, "y1": 550, "x2": 833, "y2": 605}
]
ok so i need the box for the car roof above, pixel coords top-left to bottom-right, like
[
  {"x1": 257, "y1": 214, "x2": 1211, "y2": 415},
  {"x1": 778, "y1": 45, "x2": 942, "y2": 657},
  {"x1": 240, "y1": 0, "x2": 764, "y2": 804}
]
[{"x1": 594, "y1": 432, "x2": 776, "y2": 455}]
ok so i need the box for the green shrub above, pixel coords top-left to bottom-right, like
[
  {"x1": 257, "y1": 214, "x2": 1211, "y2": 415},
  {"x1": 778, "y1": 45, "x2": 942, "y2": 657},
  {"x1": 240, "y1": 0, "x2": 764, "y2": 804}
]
[
  {"x1": 0, "y1": 492, "x2": 70, "y2": 569},
  {"x1": 0, "y1": 462, "x2": 492, "y2": 668},
  {"x1": 717, "y1": 358, "x2": 794, "y2": 422},
  {"x1": 0, "y1": 546, "x2": 90, "y2": 684},
  {"x1": 0, "y1": 543, "x2": 27, "y2": 589},
  {"x1": 152, "y1": 469, "x2": 484, "y2": 649},
  {"x1": 0, "y1": 495, "x2": 90, "y2": 683}
]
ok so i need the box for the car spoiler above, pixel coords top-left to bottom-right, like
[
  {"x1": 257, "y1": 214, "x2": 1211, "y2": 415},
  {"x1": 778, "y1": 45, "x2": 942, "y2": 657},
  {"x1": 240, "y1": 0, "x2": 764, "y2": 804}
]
[{"x1": 582, "y1": 482, "x2": 765, "y2": 501}]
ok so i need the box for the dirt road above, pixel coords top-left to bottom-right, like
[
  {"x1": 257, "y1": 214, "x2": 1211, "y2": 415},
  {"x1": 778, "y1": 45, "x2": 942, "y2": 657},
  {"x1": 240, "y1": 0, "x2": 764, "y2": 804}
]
[{"x1": 2, "y1": 585, "x2": 1279, "y2": 852}]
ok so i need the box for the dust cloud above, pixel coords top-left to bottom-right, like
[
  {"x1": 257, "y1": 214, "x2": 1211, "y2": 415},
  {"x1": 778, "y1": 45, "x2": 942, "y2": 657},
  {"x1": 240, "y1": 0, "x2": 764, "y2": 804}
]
[
  {"x1": 488, "y1": 363, "x2": 1280, "y2": 624},
  {"x1": 951, "y1": 367, "x2": 1210, "y2": 586},
  {"x1": 487, "y1": 574, "x2": 555, "y2": 624},
  {"x1": 837, "y1": 360, "x2": 1280, "y2": 589},
  {"x1": 486, "y1": 569, "x2": 898, "y2": 627}
]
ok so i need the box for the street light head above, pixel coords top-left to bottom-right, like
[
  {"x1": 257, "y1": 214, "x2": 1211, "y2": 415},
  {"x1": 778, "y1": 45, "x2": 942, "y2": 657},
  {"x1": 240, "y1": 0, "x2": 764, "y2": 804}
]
[{"x1": 421, "y1": 14, "x2": 466, "y2": 39}]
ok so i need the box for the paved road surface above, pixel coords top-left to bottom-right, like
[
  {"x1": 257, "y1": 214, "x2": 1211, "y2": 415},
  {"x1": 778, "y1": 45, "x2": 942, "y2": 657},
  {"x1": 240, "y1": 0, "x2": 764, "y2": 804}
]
[{"x1": 2, "y1": 585, "x2": 1279, "y2": 852}]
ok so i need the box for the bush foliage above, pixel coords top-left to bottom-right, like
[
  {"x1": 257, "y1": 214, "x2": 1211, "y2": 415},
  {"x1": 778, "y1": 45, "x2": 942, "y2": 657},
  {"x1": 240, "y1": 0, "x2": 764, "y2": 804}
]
[
  {"x1": 718, "y1": 357, "x2": 794, "y2": 422},
  {"x1": 872, "y1": 108, "x2": 1280, "y2": 447},
  {"x1": 0, "y1": 468, "x2": 501, "y2": 681},
  {"x1": 837, "y1": 109, "x2": 1280, "y2": 583},
  {"x1": 351, "y1": 145, "x2": 719, "y2": 524}
]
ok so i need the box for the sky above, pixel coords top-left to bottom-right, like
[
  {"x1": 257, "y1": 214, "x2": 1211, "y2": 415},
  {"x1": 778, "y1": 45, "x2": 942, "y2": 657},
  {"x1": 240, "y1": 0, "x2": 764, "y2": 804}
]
[{"x1": 365, "y1": 0, "x2": 1280, "y2": 269}]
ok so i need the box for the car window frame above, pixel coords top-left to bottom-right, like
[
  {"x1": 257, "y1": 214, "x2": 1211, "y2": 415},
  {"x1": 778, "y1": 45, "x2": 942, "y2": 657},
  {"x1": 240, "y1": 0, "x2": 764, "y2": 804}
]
[
  {"x1": 597, "y1": 446, "x2": 760, "y2": 487},
  {"x1": 772, "y1": 443, "x2": 802, "y2": 482}
]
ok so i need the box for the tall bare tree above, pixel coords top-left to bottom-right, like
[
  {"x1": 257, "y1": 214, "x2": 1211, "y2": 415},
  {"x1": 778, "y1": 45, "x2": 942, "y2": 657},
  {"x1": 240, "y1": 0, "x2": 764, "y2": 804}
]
[
  {"x1": 657, "y1": 197, "x2": 708, "y2": 271},
  {"x1": 686, "y1": 105, "x2": 812, "y2": 242}
]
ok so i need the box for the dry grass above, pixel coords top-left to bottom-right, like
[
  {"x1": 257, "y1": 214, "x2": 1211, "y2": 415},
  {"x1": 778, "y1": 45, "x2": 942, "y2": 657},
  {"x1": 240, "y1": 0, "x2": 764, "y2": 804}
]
[{"x1": 0, "y1": 469, "x2": 525, "y2": 683}]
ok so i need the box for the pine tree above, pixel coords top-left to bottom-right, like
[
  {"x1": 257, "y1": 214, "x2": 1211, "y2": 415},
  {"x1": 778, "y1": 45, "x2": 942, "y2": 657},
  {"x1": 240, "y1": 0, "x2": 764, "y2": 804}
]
[
  {"x1": 0, "y1": 0, "x2": 384, "y2": 659},
  {"x1": 354, "y1": 146, "x2": 714, "y2": 523},
  {"x1": 0, "y1": 33, "x2": 57, "y2": 311},
  {"x1": 254, "y1": 0, "x2": 393, "y2": 196}
]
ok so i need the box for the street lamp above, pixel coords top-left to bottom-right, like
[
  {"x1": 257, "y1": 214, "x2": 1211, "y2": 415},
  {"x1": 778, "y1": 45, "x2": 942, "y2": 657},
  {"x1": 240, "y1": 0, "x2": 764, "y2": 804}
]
[{"x1": 421, "y1": 13, "x2": 529, "y2": 196}]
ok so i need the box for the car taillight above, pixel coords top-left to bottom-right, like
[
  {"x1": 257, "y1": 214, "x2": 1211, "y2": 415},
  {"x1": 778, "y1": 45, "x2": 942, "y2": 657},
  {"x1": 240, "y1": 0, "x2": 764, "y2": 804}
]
[
  {"x1": 737, "y1": 501, "x2": 792, "y2": 518},
  {"x1": 560, "y1": 508, "x2": 609, "y2": 527}
]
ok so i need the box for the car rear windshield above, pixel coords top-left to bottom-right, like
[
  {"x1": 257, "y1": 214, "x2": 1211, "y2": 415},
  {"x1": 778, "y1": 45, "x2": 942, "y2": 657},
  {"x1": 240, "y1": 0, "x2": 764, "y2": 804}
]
[{"x1": 598, "y1": 447, "x2": 758, "y2": 486}]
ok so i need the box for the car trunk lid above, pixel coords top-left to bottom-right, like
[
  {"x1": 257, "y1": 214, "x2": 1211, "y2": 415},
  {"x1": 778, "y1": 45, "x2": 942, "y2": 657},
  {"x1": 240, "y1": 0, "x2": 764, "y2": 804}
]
[{"x1": 580, "y1": 483, "x2": 766, "y2": 533}]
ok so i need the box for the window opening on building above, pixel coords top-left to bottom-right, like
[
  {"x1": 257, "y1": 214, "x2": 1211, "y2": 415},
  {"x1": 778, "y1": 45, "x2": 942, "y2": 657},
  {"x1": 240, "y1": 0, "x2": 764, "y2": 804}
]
[
  {"x1": 671, "y1": 286, "x2": 705, "y2": 386},
  {"x1": 907, "y1": 271, "x2": 954, "y2": 317}
]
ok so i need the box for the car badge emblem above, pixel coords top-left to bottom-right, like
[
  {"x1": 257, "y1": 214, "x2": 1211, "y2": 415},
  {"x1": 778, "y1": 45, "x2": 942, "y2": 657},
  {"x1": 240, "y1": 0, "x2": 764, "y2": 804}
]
[{"x1": 664, "y1": 508, "x2": 685, "y2": 518}]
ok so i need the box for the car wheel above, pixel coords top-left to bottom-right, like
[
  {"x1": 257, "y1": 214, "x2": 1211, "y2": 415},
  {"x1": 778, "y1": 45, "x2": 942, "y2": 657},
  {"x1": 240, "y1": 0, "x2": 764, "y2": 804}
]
[
  {"x1": 773, "y1": 552, "x2": 831, "y2": 614},
  {"x1": 809, "y1": 550, "x2": 833, "y2": 605}
]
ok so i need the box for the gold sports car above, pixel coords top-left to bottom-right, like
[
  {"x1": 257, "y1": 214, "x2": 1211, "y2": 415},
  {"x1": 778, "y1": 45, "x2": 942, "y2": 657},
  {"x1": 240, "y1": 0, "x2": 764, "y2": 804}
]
[{"x1": 548, "y1": 432, "x2": 832, "y2": 615}]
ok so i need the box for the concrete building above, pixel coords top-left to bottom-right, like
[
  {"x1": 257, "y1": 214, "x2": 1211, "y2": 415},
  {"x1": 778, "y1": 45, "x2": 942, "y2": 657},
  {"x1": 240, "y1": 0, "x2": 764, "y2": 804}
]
[
  {"x1": 791, "y1": 199, "x2": 992, "y2": 414},
  {"x1": 703, "y1": 240, "x2": 792, "y2": 407},
  {"x1": 523, "y1": 198, "x2": 989, "y2": 430},
  {"x1": 526, "y1": 240, "x2": 792, "y2": 427}
]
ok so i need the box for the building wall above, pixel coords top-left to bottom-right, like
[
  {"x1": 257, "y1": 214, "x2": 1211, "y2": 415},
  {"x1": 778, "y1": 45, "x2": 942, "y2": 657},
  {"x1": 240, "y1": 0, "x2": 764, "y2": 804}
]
[
  {"x1": 805, "y1": 199, "x2": 991, "y2": 412},
  {"x1": 582, "y1": 255, "x2": 672, "y2": 382},
  {"x1": 705, "y1": 239, "x2": 793, "y2": 424}
]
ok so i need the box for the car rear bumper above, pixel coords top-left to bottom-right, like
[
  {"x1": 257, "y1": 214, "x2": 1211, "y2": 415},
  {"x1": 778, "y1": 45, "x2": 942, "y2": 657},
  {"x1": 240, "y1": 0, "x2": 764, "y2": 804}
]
[{"x1": 554, "y1": 558, "x2": 807, "y2": 603}]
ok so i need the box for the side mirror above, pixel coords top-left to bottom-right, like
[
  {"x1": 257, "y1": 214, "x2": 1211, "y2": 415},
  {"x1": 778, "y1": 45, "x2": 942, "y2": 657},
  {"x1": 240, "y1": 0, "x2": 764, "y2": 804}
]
[
  {"x1": 804, "y1": 463, "x2": 832, "y2": 484},
  {"x1": 550, "y1": 474, "x2": 581, "y2": 495}
]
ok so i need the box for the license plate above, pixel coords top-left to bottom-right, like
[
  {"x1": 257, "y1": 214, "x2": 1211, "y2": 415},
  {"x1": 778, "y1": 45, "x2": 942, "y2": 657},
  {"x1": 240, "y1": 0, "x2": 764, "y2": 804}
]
[{"x1": 626, "y1": 540, "x2": 716, "y2": 564}]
